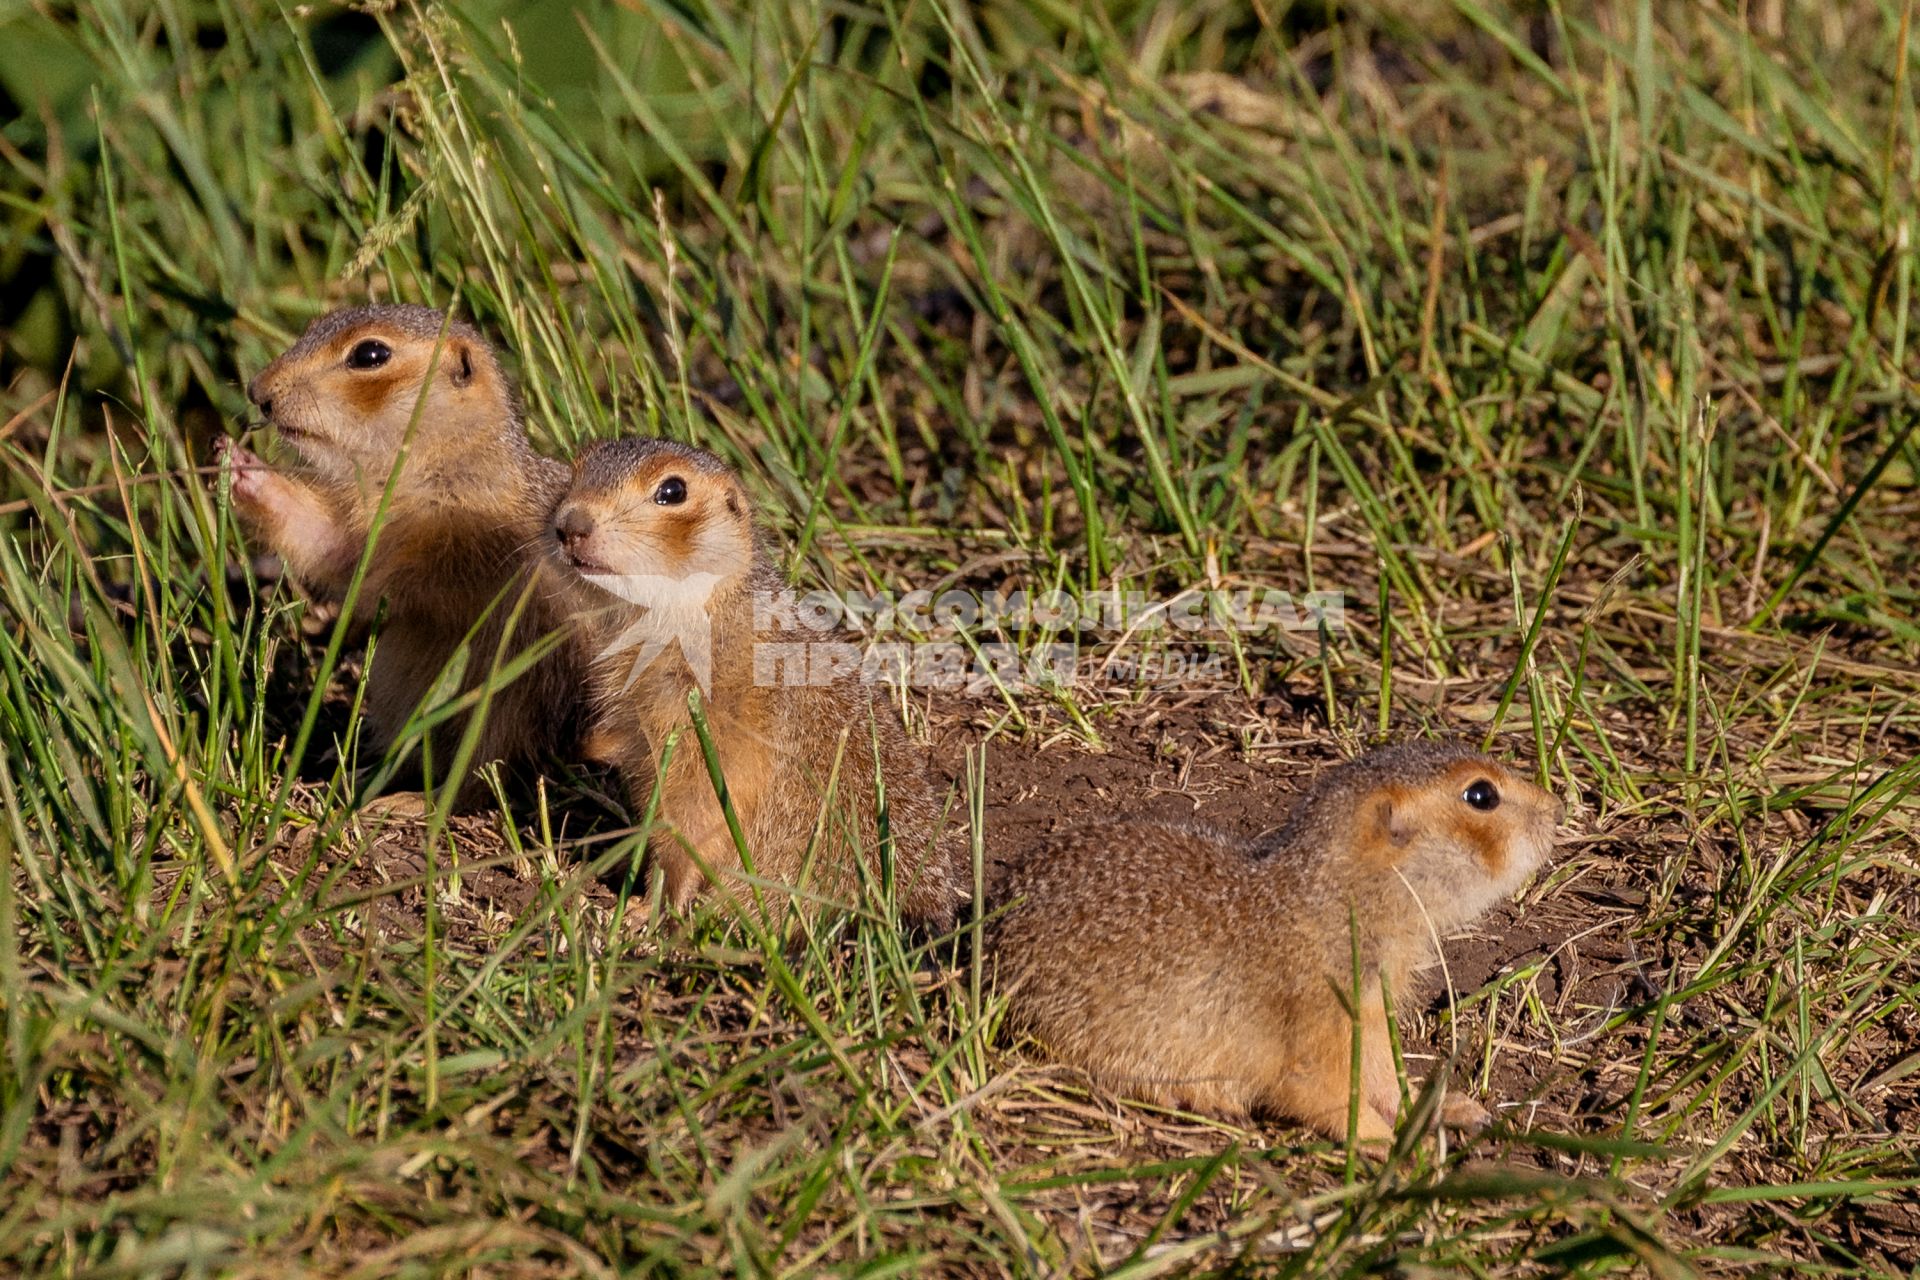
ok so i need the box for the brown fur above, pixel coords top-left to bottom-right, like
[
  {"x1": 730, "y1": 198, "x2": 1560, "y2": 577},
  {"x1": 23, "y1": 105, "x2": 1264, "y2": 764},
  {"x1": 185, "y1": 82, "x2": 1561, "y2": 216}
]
[
  {"x1": 222, "y1": 304, "x2": 586, "y2": 804},
  {"x1": 546, "y1": 438, "x2": 964, "y2": 927},
  {"x1": 988, "y1": 741, "x2": 1565, "y2": 1141}
]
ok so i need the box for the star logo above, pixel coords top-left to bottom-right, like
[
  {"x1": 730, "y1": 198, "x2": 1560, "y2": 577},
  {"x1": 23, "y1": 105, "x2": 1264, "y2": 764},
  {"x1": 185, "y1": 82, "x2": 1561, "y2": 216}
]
[{"x1": 582, "y1": 572, "x2": 726, "y2": 694}]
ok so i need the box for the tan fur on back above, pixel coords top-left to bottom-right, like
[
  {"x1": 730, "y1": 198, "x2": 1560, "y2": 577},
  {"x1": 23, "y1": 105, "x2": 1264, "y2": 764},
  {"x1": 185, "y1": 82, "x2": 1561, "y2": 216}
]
[{"x1": 989, "y1": 742, "x2": 1563, "y2": 1139}]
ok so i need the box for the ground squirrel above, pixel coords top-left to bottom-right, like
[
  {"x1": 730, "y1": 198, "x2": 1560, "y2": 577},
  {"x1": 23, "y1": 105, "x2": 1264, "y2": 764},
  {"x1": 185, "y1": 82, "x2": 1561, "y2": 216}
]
[
  {"x1": 989, "y1": 741, "x2": 1563, "y2": 1141},
  {"x1": 546, "y1": 437, "x2": 962, "y2": 926},
  {"x1": 221, "y1": 304, "x2": 585, "y2": 802}
]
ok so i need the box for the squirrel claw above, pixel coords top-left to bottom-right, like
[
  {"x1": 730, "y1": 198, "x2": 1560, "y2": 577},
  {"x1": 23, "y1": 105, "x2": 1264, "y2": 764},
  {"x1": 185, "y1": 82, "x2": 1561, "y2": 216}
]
[
  {"x1": 1439, "y1": 1094, "x2": 1493, "y2": 1133},
  {"x1": 217, "y1": 436, "x2": 270, "y2": 504},
  {"x1": 216, "y1": 434, "x2": 263, "y2": 468},
  {"x1": 355, "y1": 792, "x2": 431, "y2": 824}
]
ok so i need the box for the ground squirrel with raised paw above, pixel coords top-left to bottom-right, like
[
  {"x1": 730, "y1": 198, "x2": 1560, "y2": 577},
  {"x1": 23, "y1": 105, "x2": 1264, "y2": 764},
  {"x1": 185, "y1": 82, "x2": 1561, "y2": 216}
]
[
  {"x1": 221, "y1": 304, "x2": 585, "y2": 802},
  {"x1": 989, "y1": 741, "x2": 1563, "y2": 1141},
  {"x1": 547, "y1": 437, "x2": 963, "y2": 926}
]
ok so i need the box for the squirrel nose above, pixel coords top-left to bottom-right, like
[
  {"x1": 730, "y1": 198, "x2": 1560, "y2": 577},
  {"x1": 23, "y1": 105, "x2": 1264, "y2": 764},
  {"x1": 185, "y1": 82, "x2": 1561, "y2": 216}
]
[
  {"x1": 554, "y1": 506, "x2": 594, "y2": 549},
  {"x1": 246, "y1": 372, "x2": 273, "y2": 417}
]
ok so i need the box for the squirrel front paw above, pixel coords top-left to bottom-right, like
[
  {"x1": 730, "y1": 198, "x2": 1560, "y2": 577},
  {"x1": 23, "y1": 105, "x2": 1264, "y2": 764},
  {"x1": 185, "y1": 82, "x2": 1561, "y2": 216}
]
[{"x1": 216, "y1": 436, "x2": 274, "y2": 508}]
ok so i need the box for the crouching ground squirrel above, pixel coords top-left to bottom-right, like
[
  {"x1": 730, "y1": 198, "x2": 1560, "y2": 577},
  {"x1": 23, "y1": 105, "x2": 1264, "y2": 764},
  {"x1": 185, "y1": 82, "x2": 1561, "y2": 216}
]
[
  {"x1": 990, "y1": 741, "x2": 1563, "y2": 1141},
  {"x1": 220, "y1": 304, "x2": 585, "y2": 802},
  {"x1": 546, "y1": 438, "x2": 963, "y2": 926}
]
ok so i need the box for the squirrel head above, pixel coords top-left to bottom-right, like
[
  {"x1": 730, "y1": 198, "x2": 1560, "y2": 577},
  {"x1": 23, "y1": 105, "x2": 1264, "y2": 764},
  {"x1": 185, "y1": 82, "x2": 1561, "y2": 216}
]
[
  {"x1": 246, "y1": 304, "x2": 521, "y2": 491},
  {"x1": 1356, "y1": 744, "x2": 1561, "y2": 930},
  {"x1": 1271, "y1": 741, "x2": 1563, "y2": 933},
  {"x1": 549, "y1": 438, "x2": 760, "y2": 607}
]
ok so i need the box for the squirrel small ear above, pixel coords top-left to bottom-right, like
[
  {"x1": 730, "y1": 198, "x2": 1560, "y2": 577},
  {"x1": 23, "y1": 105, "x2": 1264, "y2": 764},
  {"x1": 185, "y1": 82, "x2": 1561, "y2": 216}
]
[
  {"x1": 1373, "y1": 795, "x2": 1414, "y2": 848},
  {"x1": 450, "y1": 343, "x2": 474, "y2": 386}
]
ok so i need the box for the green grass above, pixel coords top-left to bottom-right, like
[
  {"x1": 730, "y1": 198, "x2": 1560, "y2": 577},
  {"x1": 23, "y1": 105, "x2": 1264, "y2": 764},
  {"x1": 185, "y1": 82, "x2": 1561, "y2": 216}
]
[{"x1": 3, "y1": 0, "x2": 1920, "y2": 1274}]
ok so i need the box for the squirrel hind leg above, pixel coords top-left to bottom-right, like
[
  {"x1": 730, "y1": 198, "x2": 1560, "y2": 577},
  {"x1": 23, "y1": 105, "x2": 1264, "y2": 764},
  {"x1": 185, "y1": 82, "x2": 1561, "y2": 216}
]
[
  {"x1": 1254, "y1": 1075, "x2": 1396, "y2": 1145},
  {"x1": 1104, "y1": 1030, "x2": 1275, "y2": 1122},
  {"x1": 1248, "y1": 1004, "x2": 1401, "y2": 1145},
  {"x1": 1100, "y1": 1068, "x2": 1257, "y2": 1125}
]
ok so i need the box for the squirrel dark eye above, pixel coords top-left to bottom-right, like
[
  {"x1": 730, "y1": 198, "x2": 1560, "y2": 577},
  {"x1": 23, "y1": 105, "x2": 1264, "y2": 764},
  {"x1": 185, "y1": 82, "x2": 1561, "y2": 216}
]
[
  {"x1": 653, "y1": 476, "x2": 687, "y2": 505},
  {"x1": 346, "y1": 339, "x2": 392, "y2": 370},
  {"x1": 1463, "y1": 779, "x2": 1501, "y2": 812}
]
